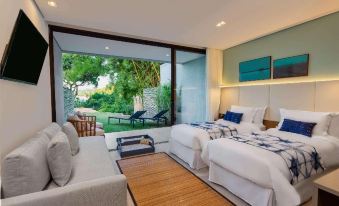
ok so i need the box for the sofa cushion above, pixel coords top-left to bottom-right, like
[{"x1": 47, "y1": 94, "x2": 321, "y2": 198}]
[
  {"x1": 47, "y1": 132, "x2": 72, "y2": 186},
  {"x1": 1, "y1": 133, "x2": 50, "y2": 198},
  {"x1": 46, "y1": 136, "x2": 115, "y2": 189},
  {"x1": 42, "y1": 123, "x2": 61, "y2": 139},
  {"x1": 62, "y1": 122, "x2": 80, "y2": 155}
]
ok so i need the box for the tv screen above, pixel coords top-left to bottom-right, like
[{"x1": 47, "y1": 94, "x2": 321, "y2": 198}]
[{"x1": 0, "y1": 10, "x2": 48, "y2": 85}]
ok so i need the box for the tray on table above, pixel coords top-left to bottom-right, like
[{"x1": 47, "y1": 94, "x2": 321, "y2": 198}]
[{"x1": 116, "y1": 135, "x2": 155, "y2": 158}]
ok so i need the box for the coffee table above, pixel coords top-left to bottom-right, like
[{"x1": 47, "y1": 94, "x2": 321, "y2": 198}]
[{"x1": 116, "y1": 135, "x2": 155, "y2": 158}]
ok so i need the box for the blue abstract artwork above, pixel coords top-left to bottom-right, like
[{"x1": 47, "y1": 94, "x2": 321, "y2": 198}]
[
  {"x1": 273, "y1": 54, "x2": 309, "y2": 79},
  {"x1": 239, "y1": 56, "x2": 271, "y2": 82}
]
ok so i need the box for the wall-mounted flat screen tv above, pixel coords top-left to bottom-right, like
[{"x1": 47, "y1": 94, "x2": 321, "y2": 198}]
[{"x1": 0, "y1": 10, "x2": 48, "y2": 85}]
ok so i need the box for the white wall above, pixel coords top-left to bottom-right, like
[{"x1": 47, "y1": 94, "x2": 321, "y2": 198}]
[
  {"x1": 0, "y1": 0, "x2": 51, "y2": 159},
  {"x1": 206, "y1": 48, "x2": 222, "y2": 121}
]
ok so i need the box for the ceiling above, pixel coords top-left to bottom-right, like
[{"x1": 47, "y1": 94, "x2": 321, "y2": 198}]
[
  {"x1": 54, "y1": 32, "x2": 204, "y2": 63},
  {"x1": 36, "y1": 0, "x2": 339, "y2": 49}
]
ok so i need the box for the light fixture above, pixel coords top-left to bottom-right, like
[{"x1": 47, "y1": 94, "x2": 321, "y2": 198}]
[
  {"x1": 48, "y1": 1, "x2": 57, "y2": 7},
  {"x1": 166, "y1": 54, "x2": 170, "y2": 57},
  {"x1": 216, "y1": 21, "x2": 226, "y2": 27},
  {"x1": 219, "y1": 78, "x2": 339, "y2": 88},
  {"x1": 105, "y1": 46, "x2": 110, "y2": 50}
]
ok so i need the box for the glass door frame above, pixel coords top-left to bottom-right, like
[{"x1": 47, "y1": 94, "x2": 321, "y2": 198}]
[
  {"x1": 170, "y1": 49, "x2": 207, "y2": 124},
  {"x1": 49, "y1": 25, "x2": 206, "y2": 124}
]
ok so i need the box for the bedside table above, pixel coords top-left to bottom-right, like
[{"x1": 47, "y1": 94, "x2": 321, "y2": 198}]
[{"x1": 313, "y1": 169, "x2": 339, "y2": 206}]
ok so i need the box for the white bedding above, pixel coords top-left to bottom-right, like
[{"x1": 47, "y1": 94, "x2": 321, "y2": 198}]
[
  {"x1": 171, "y1": 119, "x2": 261, "y2": 163},
  {"x1": 207, "y1": 129, "x2": 339, "y2": 205}
]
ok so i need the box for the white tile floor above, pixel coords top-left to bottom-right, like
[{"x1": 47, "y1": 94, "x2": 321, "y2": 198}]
[{"x1": 107, "y1": 128, "x2": 249, "y2": 206}]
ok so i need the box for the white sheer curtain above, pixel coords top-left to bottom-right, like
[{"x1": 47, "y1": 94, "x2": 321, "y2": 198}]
[{"x1": 205, "y1": 48, "x2": 223, "y2": 121}]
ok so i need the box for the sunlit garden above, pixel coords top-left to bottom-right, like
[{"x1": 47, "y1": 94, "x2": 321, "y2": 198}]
[{"x1": 63, "y1": 53, "x2": 171, "y2": 132}]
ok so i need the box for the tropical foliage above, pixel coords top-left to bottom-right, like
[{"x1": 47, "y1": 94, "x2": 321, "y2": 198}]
[
  {"x1": 65, "y1": 53, "x2": 170, "y2": 114},
  {"x1": 63, "y1": 54, "x2": 110, "y2": 95}
]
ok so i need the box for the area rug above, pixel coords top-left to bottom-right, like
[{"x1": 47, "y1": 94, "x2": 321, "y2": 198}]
[
  {"x1": 105, "y1": 127, "x2": 171, "y2": 151},
  {"x1": 116, "y1": 153, "x2": 234, "y2": 206}
]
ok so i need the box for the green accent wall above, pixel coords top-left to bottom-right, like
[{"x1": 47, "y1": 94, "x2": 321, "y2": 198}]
[{"x1": 223, "y1": 11, "x2": 339, "y2": 86}]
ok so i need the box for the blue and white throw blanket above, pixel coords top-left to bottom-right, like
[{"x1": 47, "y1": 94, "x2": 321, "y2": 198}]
[
  {"x1": 226, "y1": 133, "x2": 324, "y2": 184},
  {"x1": 188, "y1": 122, "x2": 238, "y2": 140}
]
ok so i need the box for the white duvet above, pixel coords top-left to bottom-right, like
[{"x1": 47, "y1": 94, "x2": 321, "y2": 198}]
[
  {"x1": 207, "y1": 129, "x2": 339, "y2": 206},
  {"x1": 171, "y1": 119, "x2": 261, "y2": 158}
]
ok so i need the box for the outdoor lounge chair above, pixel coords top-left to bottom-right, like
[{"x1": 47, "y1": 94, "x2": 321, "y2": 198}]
[
  {"x1": 138, "y1": 109, "x2": 169, "y2": 126},
  {"x1": 108, "y1": 110, "x2": 146, "y2": 128}
]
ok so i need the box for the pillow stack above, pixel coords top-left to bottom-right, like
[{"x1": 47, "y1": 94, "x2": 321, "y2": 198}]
[
  {"x1": 280, "y1": 119, "x2": 316, "y2": 137},
  {"x1": 223, "y1": 111, "x2": 243, "y2": 124},
  {"x1": 1, "y1": 122, "x2": 80, "y2": 198},
  {"x1": 227, "y1": 105, "x2": 267, "y2": 128},
  {"x1": 278, "y1": 109, "x2": 331, "y2": 136}
]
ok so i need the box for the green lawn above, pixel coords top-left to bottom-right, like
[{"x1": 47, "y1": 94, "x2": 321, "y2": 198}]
[{"x1": 86, "y1": 112, "x2": 167, "y2": 133}]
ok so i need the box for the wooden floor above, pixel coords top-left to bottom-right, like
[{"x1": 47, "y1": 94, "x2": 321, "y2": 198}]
[{"x1": 117, "y1": 153, "x2": 233, "y2": 206}]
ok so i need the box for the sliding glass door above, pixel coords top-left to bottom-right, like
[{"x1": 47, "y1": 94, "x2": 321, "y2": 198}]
[{"x1": 174, "y1": 50, "x2": 206, "y2": 124}]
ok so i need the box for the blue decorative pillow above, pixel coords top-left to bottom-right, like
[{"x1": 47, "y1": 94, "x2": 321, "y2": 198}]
[
  {"x1": 224, "y1": 111, "x2": 243, "y2": 124},
  {"x1": 280, "y1": 119, "x2": 317, "y2": 137}
]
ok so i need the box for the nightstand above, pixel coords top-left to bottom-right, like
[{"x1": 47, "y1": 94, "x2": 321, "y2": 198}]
[{"x1": 313, "y1": 169, "x2": 339, "y2": 206}]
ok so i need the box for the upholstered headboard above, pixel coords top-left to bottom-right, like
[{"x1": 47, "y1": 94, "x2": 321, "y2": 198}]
[{"x1": 220, "y1": 80, "x2": 339, "y2": 134}]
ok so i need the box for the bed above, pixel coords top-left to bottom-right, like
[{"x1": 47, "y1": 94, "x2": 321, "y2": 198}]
[
  {"x1": 169, "y1": 105, "x2": 266, "y2": 169},
  {"x1": 170, "y1": 119, "x2": 262, "y2": 169},
  {"x1": 207, "y1": 110, "x2": 339, "y2": 206}
]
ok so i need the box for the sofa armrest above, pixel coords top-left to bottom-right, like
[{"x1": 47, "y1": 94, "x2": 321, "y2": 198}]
[{"x1": 1, "y1": 175, "x2": 127, "y2": 206}]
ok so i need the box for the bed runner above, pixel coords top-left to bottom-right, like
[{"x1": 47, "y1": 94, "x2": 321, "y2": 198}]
[
  {"x1": 227, "y1": 133, "x2": 324, "y2": 184},
  {"x1": 189, "y1": 122, "x2": 238, "y2": 140}
]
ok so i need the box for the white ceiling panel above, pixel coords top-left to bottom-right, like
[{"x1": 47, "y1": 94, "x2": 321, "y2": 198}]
[
  {"x1": 54, "y1": 32, "x2": 204, "y2": 63},
  {"x1": 35, "y1": 0, "x2": 339, "y2": 49}
]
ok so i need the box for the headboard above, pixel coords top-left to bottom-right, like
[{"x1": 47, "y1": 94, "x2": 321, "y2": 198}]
[{"x1": 220, "y1": 80, "x2": 339, "y2": 132}]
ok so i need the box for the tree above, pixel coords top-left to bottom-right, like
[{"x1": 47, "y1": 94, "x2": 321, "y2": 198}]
[
  {"x1": 63, "y1": 53, "x2": 111, "y2": 95},
  {"x1": 63, "y1": 53, "x2": 164, "y2": 114}
]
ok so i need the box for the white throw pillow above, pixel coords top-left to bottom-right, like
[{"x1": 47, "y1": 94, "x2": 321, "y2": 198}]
[
  {"x1": 62, "y1": 122, "x2": 80, "y2": 155},
  {"x1": 253, "y1": 106, "x2": 267, "y2": 127},
  {"x1": 41, "y1": 123, "x2": 61, "y2": 139},
  {"x1": 1, "y1": 133, "x2": 50, "y2": 198},
  {"x1": 328, "y1": 113, "x2": 339, "y2": 138},
  {"x1": 230, "y1": 105, "x2": 257, "y2": 123},
  {"x1": 278, "y1": 108, "x2": 332, "y2": 136},
  {"x1": 47, "y1": 132, "x2": 72, "y2": 186}
]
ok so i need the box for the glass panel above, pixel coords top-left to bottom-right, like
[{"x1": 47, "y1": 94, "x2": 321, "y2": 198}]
[
  {"x1": 175, "y1": 50, "x2": 206, "y2": 124},
  {"x1": 60, "y1": 38, "x2": 173, "y2": 132}
]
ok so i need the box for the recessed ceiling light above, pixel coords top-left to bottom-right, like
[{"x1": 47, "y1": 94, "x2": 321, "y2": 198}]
[
  {"x1": 216, "y1": 21, "x2": 226, "y2": 27},
  {"x1": 48, "y1": 1, "x2": 57, "y2": 7},
  {"x1": 105, "y1": 46, "x2": 110, "y2": 50}
]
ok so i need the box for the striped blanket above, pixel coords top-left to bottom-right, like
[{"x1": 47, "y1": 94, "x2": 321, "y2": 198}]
[
  {"x1": 189, "y1": 122, "x2": 238, "y2": 140},
  {"x1": 227, "y1": 133, "x2": 324, "y2": 184}
]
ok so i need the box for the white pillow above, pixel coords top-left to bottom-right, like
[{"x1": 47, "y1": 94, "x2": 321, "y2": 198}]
[
  {"x1": 253, "y1": 106, "x2": 267, "y2": 127},
  {"x1": 230, "y1": 105, "x2": 257, "y2": 123},
  {"x1": 47, "y1": 132, "x2": 72, "y2": 186},
  {"x1": 62, "y1": 122, "x2": 80, "y2": 156},
  {"x1": 278, "y1": 108, "x2": 332, "y2": 136},
  {"x1": 1, "y1": 133, "x2": 51, "y2": 198},
  {"x1": 328, "y1": 113, "x2": 339, "y2": 138}
]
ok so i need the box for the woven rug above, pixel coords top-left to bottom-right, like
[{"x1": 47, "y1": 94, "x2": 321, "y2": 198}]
[{"x1": 116, "y1": 153, "x2": 234, "y2": 206}]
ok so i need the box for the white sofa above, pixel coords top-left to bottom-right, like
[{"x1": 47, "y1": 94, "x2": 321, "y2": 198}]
[{"x1": 1, "y1": 123, "x2": 127, "y2": 206}]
